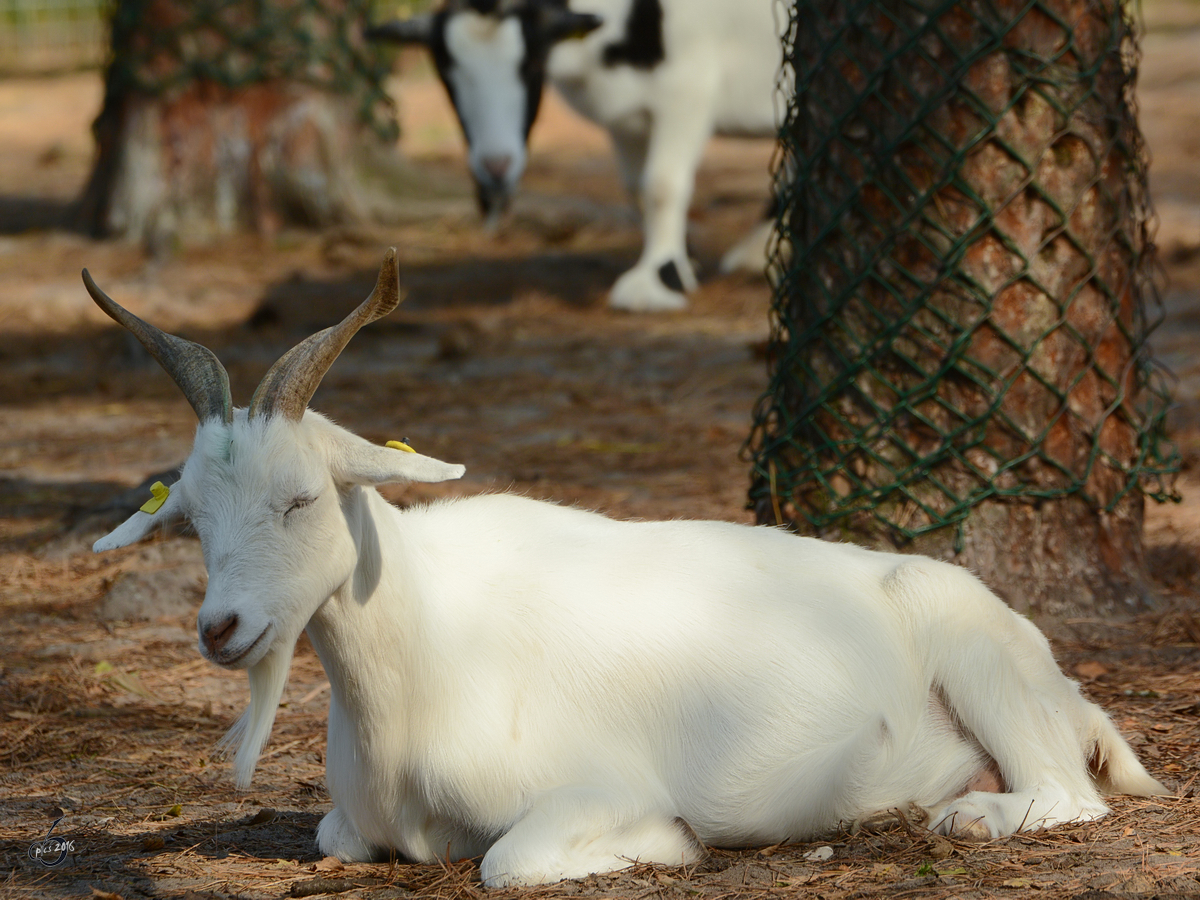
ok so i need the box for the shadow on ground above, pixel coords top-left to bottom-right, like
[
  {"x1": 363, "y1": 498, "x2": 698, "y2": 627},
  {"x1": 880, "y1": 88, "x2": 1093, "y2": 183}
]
[{"x1": 0, "y1": 196, "x2": 82, "y2": 235}]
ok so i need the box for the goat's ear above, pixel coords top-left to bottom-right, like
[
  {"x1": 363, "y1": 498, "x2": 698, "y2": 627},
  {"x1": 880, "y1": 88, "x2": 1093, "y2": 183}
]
[
  {"x1": 333, "y1": 439, "x2": 466, "y2": 487},
  {"x1": 93, "y1": 484, "x2": 183, "y2": 552}
]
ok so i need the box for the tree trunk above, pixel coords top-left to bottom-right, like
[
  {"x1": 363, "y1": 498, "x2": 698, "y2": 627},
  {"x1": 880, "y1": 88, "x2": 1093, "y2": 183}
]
[
  {"x1": 77, "y1": 0, "x2": 397, "y2": 249},
  {"x1": 750, "y1": 0, "x2": 1177, "y2": 629}
]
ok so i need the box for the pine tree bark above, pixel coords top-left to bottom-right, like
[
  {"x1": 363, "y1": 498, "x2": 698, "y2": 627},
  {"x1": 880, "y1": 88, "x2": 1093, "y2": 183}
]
[
  {"x1": 753, "y1": 0, "x2": 1176, "y2": 628},
  {"x1": 77, "y1": 0, "x2": 396, "y2": 249}
]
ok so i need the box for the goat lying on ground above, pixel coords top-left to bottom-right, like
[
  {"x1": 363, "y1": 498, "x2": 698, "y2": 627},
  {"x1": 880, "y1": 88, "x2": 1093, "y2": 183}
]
[
  {"x1": 90, "y1": 250, "x2": 1165, "y2": 887},
  {"x1": 368, "y1": 0, "x2": 781, "y2": 312}
]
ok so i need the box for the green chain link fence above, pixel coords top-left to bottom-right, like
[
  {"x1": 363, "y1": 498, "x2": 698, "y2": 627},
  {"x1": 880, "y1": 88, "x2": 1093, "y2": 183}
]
[
  {"x1": 746, "y1": 0, "x2": 1178, "y2": 549},
  {"x1": 103, "y1": 0, "x2": 398, "y2": 141}
]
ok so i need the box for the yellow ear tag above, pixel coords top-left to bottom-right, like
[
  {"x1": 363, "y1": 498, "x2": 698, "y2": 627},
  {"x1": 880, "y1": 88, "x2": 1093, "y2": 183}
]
[
  {"x1": 386, "y1": 440, "x2": 416, "y2": 453},
  {"x1": 140, "y1": 481, "x2": 170, "y2": 515}
]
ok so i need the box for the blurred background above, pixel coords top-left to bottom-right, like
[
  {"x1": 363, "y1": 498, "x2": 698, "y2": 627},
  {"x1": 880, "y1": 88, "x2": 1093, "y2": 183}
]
[{"x1": 3, "y1": 3, "x2": 1200, "y2": 897}]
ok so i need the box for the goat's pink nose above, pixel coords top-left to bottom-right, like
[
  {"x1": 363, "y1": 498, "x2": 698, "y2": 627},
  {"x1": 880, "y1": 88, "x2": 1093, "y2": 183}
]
[
  {"x1": 481, "y1": 154, "x2": 512, "y2": 182},
  {"x1": 202, "y1": 614, "x2": 239, "y2": 656}
]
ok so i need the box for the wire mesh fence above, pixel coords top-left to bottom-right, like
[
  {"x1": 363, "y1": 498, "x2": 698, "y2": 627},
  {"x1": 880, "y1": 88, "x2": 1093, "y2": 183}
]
[
  {"x1": 747, "y1": 0, "x2": 1178, "y2": 549},
  {"x1": 0, "y1": 0, "x2": 109, "y2": 75}
]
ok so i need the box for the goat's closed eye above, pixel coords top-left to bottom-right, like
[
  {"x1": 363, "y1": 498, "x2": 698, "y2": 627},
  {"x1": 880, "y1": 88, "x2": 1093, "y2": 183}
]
[{"x1": 284, "y1": 496, "x2": 315, "y2": 517}]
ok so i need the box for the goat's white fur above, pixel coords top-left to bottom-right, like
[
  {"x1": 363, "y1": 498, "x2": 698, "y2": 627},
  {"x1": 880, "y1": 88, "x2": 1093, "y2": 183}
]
[{"x1": 97, "y1": 406, "x2": 1165, "y2": 887}]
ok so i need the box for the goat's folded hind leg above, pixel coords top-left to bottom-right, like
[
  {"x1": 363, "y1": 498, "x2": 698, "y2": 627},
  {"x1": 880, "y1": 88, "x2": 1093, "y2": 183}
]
[
  {"x1": 929, "y1": 784, "x2": 1109, "y2": 841},
  {"x1": 882, "y1": 560, "x2": 1162, "y2": 840},
  {"x1": 479, "y1": 789, "x2": 704, "y2": 888}
]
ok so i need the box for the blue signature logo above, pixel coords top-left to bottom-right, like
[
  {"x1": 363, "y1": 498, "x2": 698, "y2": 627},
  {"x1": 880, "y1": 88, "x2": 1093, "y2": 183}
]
[{"x1": 28, "y1": 817, "x2": 75, "y2": 868}]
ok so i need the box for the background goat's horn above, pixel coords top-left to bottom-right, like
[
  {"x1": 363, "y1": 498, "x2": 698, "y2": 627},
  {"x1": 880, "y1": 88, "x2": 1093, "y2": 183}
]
[
  {"x1": 82, "y1": 269, "x2": 233, "y2": 425},
  {"x1": 364, "y1": 14, "x2": 435, "y2": 45},
  {"x1": 248, "y1": 248, "x2": 403, "y2": 422}
]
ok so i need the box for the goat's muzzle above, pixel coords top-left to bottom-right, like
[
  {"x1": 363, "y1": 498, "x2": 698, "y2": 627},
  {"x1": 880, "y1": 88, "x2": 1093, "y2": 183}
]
[{"x1": 202, "y1": 613, "x2": 239, "y2": 658}]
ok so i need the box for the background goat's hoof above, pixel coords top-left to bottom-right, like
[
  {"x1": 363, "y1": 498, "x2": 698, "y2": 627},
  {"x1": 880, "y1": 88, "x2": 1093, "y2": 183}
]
[
  {"x1": 609, "y1": 265, "x2": 691, "y2": 312},
  {"x1": 718, "y1": 220, "x2": 774, "y2": 276}
]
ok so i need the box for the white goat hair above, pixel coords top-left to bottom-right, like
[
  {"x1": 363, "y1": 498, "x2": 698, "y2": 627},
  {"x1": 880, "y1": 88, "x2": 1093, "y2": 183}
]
[
  {"x1": 90, "y1": 252, "x2": 1165, "y2": 888},
  {"x1": 368, "y1": 0, "x2": 783, "y2": 312}
]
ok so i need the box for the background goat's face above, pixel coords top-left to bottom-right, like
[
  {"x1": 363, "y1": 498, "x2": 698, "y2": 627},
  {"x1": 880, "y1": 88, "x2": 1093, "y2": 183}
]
[
  {"x1": 442, "y1": 9, "x2": 537, "y2": 218},
  {"x1": 370, "y1": 2, "x2": 603, "y2": 220}
]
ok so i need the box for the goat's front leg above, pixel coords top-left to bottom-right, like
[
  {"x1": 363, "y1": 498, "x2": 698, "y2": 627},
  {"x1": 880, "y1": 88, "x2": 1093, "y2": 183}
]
[
  {"x1": 479, "y1": 787, "x2": 704, "y2": 888},
  {"x1": 610, "y1": 127, "x2": 649, "y2": 206},
  {"x1": 609, "y1": 67, "x2": 717, "y2": 312}
]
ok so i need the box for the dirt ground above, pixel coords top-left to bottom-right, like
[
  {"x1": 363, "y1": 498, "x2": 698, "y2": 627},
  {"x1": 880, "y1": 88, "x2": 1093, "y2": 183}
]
[{"x1": 4, "y1": 7, "x2": 1200, "y2": 899}]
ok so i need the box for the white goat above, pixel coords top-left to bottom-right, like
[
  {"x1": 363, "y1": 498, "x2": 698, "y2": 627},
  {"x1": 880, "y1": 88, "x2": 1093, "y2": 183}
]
[
  {"x1": 368, "y1": 0, "x2": 782, "y2": 312},
  {"x1": 90, "y1": 250, "x2": 1165, "y2": 888}
]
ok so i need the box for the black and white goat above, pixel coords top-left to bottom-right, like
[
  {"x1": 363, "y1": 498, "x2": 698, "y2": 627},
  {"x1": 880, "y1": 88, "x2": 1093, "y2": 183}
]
[
  {"x1": 91, "y1": 251, "x2": 1165, "y2": 887},
  {"x1": 368, "y1": 0, "x2": 781, "y2": 311}
]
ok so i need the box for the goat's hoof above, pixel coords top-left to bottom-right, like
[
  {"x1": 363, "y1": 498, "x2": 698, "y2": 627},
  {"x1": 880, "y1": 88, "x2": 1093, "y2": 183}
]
[
  {"x1": 851, "y1": 802, "x2": 928, "y2": 834},
  {"x1": 942, "y1": 815, "x2": 994, "y2": 842},
  {"x1": 930, "y1": 798, "x2": 1002, "y2": 841},
  {"x1": 609, "y1": 266, "x2": 690, "y2": 312}
]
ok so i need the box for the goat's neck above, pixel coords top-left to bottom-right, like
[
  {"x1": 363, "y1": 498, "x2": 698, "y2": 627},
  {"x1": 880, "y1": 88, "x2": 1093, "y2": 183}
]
[{"x1": 304, "y1": 485, "x2": 415, "y2": 723}]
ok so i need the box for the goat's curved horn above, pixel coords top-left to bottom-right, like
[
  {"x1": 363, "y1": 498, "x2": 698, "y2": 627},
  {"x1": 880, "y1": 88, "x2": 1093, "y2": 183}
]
[
  {"x1": 248, "y1": 248, "x2": 402, "y2": 422},
  {"x1": 540, "y1": 6, "x2": 604, "y2": 42},
  {"x1": 82, "y1": 269, "x2": 233, "y2": 425}
]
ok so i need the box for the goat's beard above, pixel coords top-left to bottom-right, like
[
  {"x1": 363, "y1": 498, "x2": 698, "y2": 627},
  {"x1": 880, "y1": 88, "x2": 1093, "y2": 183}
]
[{"x1": 217, "y1": 642, "x2": 295, "y2": 789}]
